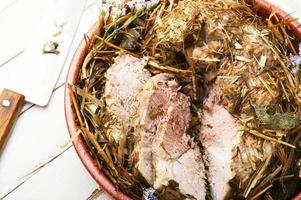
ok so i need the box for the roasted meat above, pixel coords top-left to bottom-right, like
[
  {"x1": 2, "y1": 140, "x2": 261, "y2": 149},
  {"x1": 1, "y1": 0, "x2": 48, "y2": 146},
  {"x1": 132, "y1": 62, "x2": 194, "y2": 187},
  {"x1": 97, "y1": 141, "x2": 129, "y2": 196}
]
[
  {"x1": 103, "y1": 53, "x2": 151, "y2": 141},
  {"x1": 200, "y1": 84, "x2": 274, "y2": 200},
  {"x1": 196, "y1": 20, "x2": 278, "y2": 200},
  {"x1": 130, "y1": 73, "x2": 206, "y2": 200}
]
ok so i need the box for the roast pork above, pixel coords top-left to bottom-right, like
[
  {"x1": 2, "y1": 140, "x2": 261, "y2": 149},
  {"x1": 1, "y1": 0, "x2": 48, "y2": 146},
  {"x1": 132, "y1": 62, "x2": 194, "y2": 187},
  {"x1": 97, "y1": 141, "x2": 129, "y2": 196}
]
[
  {"x1": 200, "y1": 83, "x2": 274, "y2": 200},
  {"x1": 103, "y1": 53, "x2": 151, "y2": 141},
  {"x1": 130, "y1": 73, "x2": 206, "y2": 200}
]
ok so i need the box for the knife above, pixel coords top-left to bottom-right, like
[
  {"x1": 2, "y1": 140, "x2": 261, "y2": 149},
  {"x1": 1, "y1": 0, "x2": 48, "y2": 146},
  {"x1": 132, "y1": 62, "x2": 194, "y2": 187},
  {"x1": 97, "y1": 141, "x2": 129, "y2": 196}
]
[{"x1": 0, "y1": 0, "x2": 87, "y2": 152}]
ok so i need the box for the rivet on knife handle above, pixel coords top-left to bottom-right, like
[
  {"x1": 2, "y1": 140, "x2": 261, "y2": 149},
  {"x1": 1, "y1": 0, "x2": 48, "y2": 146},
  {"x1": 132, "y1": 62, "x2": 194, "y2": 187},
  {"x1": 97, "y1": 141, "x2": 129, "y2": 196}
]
[{"x1": 0, "y1": 89, "x2": 25, "y2": 153}]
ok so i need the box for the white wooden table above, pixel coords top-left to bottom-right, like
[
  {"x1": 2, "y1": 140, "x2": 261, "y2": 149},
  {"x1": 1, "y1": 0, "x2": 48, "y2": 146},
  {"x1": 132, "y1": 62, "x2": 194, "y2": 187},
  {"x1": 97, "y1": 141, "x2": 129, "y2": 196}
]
[
  {"x1": 0, "y1": 0, "x2": 300, "y2": 200},
  {"x1": 0, "y1": 0, "x2": 112, "y2": 199}
]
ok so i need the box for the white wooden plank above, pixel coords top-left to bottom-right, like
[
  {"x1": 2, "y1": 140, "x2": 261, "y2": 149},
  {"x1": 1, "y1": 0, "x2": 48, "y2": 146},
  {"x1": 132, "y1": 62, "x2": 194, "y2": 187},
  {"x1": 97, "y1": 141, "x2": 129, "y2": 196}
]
[
  {"x1": 0, "y1": 0, "x2": 18, "y2": 12},
  {"x1": 2, "y1": 147, "x2": 112, "y2": 200},
  {"x1": 0, "y1": 86, "x2": 70, "y2": 197},
  {"x1": 268, "y1": 0, "x2": 301, "y2": 19},
  {"x1": 0, "y1": 3, "x2": 103, "y2": 199},
  {"x1": 85, "y1": 0, "x2": 98, "y2": 11}
]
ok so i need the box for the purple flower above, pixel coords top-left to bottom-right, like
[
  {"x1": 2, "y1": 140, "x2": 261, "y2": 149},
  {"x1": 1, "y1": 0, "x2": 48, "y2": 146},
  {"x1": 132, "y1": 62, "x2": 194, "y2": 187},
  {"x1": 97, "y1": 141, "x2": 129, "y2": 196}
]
[
  {"x1": 99, "y1": 0, "x2": 159, "y2": 20},
  {"x1": 290, "y1": 55, "x2": 301, "y2": 66},
  {"x1": 143, "y1": 188, "x2": 158, "y2": 200},
  {"x1": 290, "y1": 66, "x2": 298, "y2": 75},
  {"x1": 146, "y1": 0, "x2": 160, "y2": 8},
  {"x1": 287, "y1": 43, "x2": 301, "y2": 75},
  {"x1": 125, "y1": 0, "x2": 159, "y2": 11}
]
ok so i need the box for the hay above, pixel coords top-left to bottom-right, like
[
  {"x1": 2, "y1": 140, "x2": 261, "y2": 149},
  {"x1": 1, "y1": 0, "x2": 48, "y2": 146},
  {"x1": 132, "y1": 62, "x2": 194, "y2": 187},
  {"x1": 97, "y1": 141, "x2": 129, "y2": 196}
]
[{"x1": 72, "y1": 0, "x2": 301, "y2": 199}]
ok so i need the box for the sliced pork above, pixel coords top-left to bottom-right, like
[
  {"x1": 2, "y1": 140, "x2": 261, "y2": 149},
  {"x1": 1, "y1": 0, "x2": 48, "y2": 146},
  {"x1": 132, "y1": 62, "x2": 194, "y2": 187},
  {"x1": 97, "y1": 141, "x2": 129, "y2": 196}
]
[
  {"x1": 200, "y1": 85, "x2": 240, "y2": 199},
  {"x1": 197, "y1": 25, "x2": 276, "y2": 200},
  {"x1": 103, "y1": 53, "x2": 151, "y2": 141},
  {"x1": 130, "y1": 73, "x2": 206, "y2": 200},
  {"x1": 200, "y1": 83, "x2": 273, "y2": 200}
]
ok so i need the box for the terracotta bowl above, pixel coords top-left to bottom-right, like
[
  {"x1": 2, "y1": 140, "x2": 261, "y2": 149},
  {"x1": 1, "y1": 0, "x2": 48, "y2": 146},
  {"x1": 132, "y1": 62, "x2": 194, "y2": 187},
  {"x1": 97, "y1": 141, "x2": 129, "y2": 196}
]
[{"x1": 64, "y1": 1, "x2": 301, "y2": 199}]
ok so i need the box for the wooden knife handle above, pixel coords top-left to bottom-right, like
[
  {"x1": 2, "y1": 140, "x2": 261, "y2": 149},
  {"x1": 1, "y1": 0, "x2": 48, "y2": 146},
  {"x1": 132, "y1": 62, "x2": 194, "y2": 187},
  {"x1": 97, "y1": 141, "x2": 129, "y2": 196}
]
[{"x1": 0, "y1": 89, "x2": 25, "y2": 152}]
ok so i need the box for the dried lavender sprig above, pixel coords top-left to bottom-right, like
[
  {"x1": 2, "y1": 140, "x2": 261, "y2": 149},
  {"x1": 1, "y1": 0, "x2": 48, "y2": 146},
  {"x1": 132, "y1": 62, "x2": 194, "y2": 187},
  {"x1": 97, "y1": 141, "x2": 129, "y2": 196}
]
[
  {"x1": 287, "y1": 43, "x2": 301, "y2": 75},
  {"x1": 99, "y1": 0, "x2": 159, "y2": 21},
  {"x1": 143, "y1": 187, "x2": 158, "y2": 200}
]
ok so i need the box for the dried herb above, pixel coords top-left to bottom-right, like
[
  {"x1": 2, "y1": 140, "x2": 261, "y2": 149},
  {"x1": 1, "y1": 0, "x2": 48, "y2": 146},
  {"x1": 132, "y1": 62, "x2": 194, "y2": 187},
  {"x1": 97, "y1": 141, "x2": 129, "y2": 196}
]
[
  {"x1": 120, "y1": 28, "x2": 142, "y2": 50},
  {"x1": 156, "y1": 180, "x2": 189, "y2": 200},
  {"x1": 43, "y1": 41, "x2": 60, "y2": 54},
  {"x1": 251, "y1": 101, "x2": 301, "y2": 130}
]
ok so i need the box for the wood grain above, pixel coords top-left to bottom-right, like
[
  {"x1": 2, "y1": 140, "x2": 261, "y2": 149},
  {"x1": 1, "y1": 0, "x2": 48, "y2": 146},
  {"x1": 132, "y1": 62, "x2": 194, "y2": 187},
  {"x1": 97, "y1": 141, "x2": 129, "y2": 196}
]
[{"x1": 0, "y1": 88, "x2": 24, "y2": 152}]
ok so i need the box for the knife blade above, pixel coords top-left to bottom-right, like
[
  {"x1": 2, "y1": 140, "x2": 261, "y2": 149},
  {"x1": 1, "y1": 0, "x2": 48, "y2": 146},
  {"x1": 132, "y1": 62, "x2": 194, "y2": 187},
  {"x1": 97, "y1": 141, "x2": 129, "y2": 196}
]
[{"x1": 0, "y1": 0, "x2": 87, "y2": 152}]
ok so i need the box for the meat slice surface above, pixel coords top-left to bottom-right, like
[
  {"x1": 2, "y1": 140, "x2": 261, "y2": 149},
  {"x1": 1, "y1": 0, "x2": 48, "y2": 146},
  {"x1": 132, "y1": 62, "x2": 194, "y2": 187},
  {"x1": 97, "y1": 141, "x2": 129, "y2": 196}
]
[
  {"x1": 200, "y1": 84, "x2": 273, "y2": 200},
  {"x1": 131, "y1": 73, "x2": 206, "y2": 200},
  {"x1": 103, "y1": 53, "x2": 151, "y2": 141},
  {"x1": 200, "y1": 85, "x2": 240, "y2": 200}
]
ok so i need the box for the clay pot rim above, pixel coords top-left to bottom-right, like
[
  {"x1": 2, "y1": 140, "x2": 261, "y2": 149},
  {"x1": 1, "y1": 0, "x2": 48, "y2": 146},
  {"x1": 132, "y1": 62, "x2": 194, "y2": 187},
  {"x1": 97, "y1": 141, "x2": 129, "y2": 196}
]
[{"x1": 64, "y1": 1, "x2": 301, "y2": 199}]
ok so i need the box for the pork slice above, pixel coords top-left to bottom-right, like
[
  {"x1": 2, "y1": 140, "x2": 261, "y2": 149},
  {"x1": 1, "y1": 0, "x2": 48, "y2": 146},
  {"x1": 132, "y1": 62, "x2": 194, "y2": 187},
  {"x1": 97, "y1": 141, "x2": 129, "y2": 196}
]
[
  {"x1": 200, "y1": 84, "x2": 273, "y2": 200},
  {"x1": 200, "y1": 85, "x2": 240, "y2": 200},
  {"x1": 103, "y1": 53, "x2": 151, "y2": 141},
  {"x1": 131, "y1": 73, "x2": 206, "y2": 200},
  {"x1": 130, "y1": 74, "x2": 174, "y2": 184}
]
